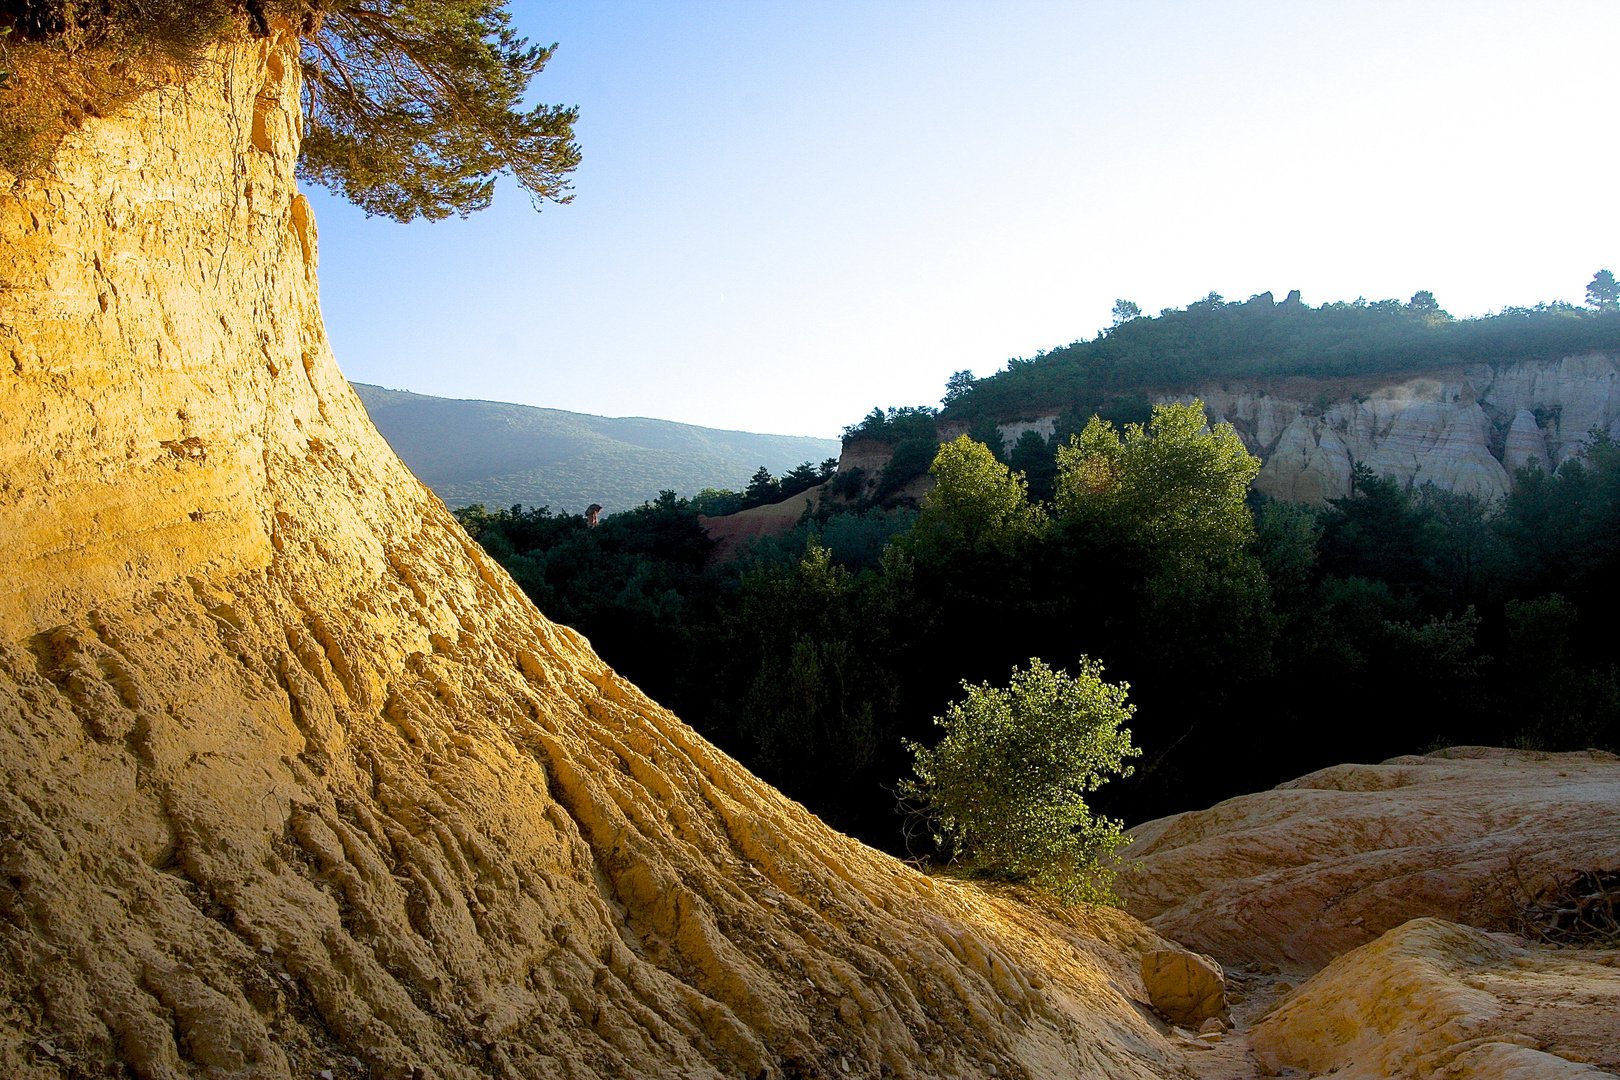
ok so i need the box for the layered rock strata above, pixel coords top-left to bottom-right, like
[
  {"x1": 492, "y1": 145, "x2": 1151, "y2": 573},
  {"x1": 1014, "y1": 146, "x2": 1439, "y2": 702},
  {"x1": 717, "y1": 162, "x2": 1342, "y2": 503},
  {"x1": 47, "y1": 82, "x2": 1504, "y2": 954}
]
[
  {"x1": 0, "y1": 34, "x2": 1187, "y2": 1080},
  {"x1": 1115, "y1": 747, "x2": 1620, "y2": 970}
]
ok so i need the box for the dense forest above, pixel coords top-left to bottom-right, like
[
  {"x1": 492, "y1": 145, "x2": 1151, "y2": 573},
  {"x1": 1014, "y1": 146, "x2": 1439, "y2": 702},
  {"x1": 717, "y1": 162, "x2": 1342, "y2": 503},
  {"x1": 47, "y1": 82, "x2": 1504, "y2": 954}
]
[{"x1": 458, "y1": 396, "x2": 1620, "y2": 855}]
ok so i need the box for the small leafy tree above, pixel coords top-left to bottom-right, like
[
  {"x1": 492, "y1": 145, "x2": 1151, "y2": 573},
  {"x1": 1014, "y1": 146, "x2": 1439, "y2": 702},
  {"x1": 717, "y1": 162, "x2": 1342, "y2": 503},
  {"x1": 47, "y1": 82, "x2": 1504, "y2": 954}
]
[
  {"x1": 901, "y1": 658, "x2": 1140, "y2": 904},
  {"x1": 1055, "y1": 400, "x2": 1275, "y2": 688},
  {"x1": 1111, "y1": 298, "x2": 1141, "y2": 326},
  {"x1": 1055, "y1": 401, "x2": 1259, "y2": 564},
  {"x1": 912, "y1": 435, "x2": 1047, "y2": 556}
]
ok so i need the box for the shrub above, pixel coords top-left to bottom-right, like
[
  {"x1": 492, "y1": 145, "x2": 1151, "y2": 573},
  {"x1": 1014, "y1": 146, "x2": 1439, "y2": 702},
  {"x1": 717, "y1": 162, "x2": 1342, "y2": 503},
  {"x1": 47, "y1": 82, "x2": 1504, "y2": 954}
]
[{"x1": 901, "y1": 657, "x2": 1140, "y2": 904}]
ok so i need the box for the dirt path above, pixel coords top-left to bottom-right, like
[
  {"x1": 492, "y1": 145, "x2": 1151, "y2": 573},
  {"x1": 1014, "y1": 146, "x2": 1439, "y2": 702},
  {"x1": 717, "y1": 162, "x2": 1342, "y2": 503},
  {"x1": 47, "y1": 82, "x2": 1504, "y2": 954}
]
[{"x1": 1175, "y1": 966, "x2": 1308, "y2": 1080}]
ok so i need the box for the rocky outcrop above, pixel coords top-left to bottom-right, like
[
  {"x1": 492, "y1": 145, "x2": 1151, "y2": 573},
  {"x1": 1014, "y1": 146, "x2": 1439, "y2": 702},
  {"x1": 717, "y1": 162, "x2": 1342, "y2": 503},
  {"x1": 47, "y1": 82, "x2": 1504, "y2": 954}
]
[
  {"x1": 907, "y1": 355, "x2": 1620, "y2": 505},
  {"x1": 1138, "y1": 950, "x2": 1226, "y2": 1028},
  {"x1": 1250, "y1": 918, "x2": 1620, "y2": 1078},
  {"x1": 1188, "y1": 357, "x2": 1620, "y2": 503},
  {"x1": 0, "y1": 32, "x2": 1199, "y2": 1080},
  {"x1": 1114, "y1": 748, "x2": 1620, "y2": 970}
]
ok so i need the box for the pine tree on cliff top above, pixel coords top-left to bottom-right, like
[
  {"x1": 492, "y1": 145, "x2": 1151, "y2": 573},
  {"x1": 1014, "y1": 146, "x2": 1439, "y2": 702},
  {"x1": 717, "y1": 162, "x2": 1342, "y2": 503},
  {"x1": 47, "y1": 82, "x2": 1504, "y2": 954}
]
[{"x1": 1, "y1": 0, "x2": 581, "y2": 222}]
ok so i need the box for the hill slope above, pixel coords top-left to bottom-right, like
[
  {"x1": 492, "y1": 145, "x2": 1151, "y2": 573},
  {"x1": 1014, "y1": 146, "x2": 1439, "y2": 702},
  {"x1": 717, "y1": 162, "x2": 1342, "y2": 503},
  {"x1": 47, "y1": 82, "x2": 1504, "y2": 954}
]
[{"x1": 352, "y1": 383, "x2": 840, "y2": 513}]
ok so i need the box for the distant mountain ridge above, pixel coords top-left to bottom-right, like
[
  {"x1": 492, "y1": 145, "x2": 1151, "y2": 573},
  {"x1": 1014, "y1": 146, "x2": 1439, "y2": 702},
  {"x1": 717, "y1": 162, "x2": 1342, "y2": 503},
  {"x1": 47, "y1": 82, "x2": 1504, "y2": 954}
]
[{"x1": 352, "y1": 383, "x2": 840, "y2": 513}]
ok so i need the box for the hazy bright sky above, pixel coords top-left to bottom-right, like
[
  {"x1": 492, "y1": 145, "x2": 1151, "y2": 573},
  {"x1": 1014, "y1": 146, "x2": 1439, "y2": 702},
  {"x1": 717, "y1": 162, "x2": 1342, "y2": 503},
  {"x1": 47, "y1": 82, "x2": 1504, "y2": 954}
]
[{"x1": 309, "y1": 1, "x2": 1620, "y2": 438}]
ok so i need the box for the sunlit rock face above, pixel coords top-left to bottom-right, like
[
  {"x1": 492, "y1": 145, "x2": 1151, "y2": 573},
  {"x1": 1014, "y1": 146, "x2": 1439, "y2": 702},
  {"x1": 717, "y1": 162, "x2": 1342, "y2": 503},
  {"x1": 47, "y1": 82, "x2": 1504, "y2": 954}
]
[
  {"x1": 0, "y1": 30, "x2": 1192, "y2": 1080},
  {"x1": 956, "y1": 354, "x2": 1620, "y2": 505},
  {"x1": 1193, "y1": 356, "x2": 1620, "y2": 504},
  {"x1": 1250, "y1": 918, "x2": 1620, "y2": 1079}
]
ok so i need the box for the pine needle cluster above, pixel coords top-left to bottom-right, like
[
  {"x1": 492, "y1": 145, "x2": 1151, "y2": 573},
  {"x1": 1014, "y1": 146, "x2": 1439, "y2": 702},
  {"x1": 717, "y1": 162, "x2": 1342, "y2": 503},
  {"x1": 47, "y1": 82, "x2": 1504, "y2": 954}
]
[{"x1": 1, "y1": 0, "x2": 580, "y2": 221}]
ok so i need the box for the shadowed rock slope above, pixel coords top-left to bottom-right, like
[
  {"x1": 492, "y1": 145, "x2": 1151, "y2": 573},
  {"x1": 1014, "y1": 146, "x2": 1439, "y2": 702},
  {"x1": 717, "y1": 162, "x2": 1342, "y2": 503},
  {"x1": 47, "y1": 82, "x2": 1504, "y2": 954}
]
[{"x1": 0, "y1": 33, "x2": 1187, "y2": 1080}]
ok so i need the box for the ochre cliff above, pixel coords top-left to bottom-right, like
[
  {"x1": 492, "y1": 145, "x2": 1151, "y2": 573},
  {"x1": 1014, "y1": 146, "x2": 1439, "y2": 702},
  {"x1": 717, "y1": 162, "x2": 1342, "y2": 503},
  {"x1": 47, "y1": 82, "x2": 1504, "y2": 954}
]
[{"x1": 0, "y1": 34, "x2": 1194, "y2": 1080}]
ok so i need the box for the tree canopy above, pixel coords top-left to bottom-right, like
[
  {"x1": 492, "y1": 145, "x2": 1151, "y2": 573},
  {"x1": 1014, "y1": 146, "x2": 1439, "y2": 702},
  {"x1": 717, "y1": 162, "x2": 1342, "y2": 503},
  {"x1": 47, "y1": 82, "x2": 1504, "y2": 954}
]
[
  {"x1": 2, "y1": 0, "x2": 581, "y2": 221},
  {"x1": 939, "y1": 286, "x2": 1620, "y2": 421}
]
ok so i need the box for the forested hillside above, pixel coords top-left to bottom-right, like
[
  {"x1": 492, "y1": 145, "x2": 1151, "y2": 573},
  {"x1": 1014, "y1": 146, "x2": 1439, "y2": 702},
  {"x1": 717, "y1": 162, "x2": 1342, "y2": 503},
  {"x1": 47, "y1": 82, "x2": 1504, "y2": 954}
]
[
  {"x1": 938, "y1": 285, "x2": 1620, "y2": 423},
  {"x1": 353, "y1": 383, "x2": 840, "y2": 512},
  {"x1": 461, "y1": 401, "x2": 1620, "y2": 857}
]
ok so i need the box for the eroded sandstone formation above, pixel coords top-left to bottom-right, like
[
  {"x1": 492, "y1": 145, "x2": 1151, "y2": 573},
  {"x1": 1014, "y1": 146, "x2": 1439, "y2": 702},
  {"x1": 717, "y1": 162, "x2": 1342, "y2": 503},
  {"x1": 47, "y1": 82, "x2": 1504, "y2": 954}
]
[
  {"x1": 1250, "y1": 918, "x2": 1620, "y2": 1078},
  {"x1": 1188, "y1": 360, "x2": 1620, "y2": 503},
  {"x1": 0, "y1": 34, "x2": 1191, "y2": 1080},
  {"x1": 1115, "y1": 747, "x2": 1620, "y2": 971}
]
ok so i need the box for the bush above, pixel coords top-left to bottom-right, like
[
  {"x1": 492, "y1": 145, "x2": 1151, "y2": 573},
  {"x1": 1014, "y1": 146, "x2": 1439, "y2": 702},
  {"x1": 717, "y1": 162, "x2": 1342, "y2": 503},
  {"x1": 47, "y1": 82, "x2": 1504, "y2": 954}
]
[
  {"x1": 827, "y1": 466, "x2": 867, "y2": 501},
  {"x1": 901, "y1": 658, "x2": 1140, "y2": 904},
  {"x1": 872, "y1": 436, "x2": 940, "y2": 502}
]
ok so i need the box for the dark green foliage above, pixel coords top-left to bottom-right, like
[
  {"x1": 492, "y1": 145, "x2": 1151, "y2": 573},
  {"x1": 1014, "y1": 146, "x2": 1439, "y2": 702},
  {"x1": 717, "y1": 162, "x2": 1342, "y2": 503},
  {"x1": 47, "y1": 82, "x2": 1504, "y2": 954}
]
[
  {"x1": 453, "y1": 494, "x2": 718, "y2": 700},
  {"x1": 872, "y1": 437, "x2": 938, "y2": 501},
  {"x1": 941, "y1": 370, "x2": 976, "y2": 408},
  {"x1": 943, "y1": 289, "x2": 1620, "y2": 420},
  {"x1": 843, "y1": 406, "x2": 939, "y2": 444},
  {"x1": 463, "y1": 430, "x2": 1620, "y2": 853},
  {"x1": 1007, "y1": 430, "x2": 1057, "y2": 502},
  {"x1": 704, "y1": 544, "x2": 910, "y2": 834},
  {"x1": 827, "y1": 467, "x2": 867, "y2": 502},
  {"x1": 744, "y1": 466, "x2": 780, "y2": 505},
  {"x1": 689, "y1": 488, "x2": 747, "y2": 516},
  {"x1": 298, "y1": 0, "x2": 580, "y2": 221},
  {"x1": 779, "y1": 461, "x2": 821, "y2": 498},
  {"x1": 4, "y1": 0, "x2": 581, "y2": 221},
  {"x1": 1589, "y1": 270, "x2": 1619, "y2": 313},
  {"x1": 1496, "y1": 596, "x2": 1619, "y2": 751}
]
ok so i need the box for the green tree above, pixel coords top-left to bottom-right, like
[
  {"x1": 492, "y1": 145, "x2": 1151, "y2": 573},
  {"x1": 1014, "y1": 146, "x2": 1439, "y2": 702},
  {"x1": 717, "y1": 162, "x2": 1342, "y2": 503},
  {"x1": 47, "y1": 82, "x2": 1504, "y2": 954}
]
[
  {"x1": 1055, "y1": 401, "x2": 1260, "y2": 564},
  {"x1": 4, "y1": 0, "x2": 581, "y2": 221},
  {"x1": 715, "y1": 543, "x2": 907, "y2": 831},
  {"x1": 902, "y1": 658, "x2": 1140, "y2": 904},
  {"x1": 912, "y1": 435, "x2": 1047, "y2": 557},
  {"x1": 779, "y1": 461, "x2": 821, "y2": 498},
  {"x1": 1111, "y1": 299, "x2": 1142, "y2": 325},
  {"x1": 1054, "y1": 401, "x2": 1274, "y2": 701},
  {"x1": 1007, "y1": 429, "x2": 1058, "y2": 503},
  {"x1": 941, "y1": 369, "x2": 977, "y2": 408},
  {"x1": 744, "y1": 466, "x2": 780, "y2": 505},
  {"x1": 1588, "y1": 270, "x2": 1620, "y2": 312}
]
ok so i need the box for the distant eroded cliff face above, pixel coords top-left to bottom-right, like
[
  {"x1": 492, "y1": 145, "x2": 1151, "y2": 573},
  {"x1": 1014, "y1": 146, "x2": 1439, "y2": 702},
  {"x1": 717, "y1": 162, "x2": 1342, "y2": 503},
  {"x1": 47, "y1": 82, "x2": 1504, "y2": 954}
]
[
  {"x1": 927, "y1": 356, "x2": 1619, "y2": 506},
  {"x1": 0, "y1": 32, "x2": 1190, "y2": 1080},
  {"x1": 1188, "y1": 357, "x2": 1620, "y2": 504}
]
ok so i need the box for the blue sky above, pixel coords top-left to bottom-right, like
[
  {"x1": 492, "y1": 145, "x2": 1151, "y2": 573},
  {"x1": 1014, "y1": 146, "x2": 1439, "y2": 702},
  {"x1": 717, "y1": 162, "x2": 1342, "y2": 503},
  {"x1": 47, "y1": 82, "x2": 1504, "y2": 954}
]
[{"x1": 309, "y1": 1, "x2": 1620, "y2": 437}]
